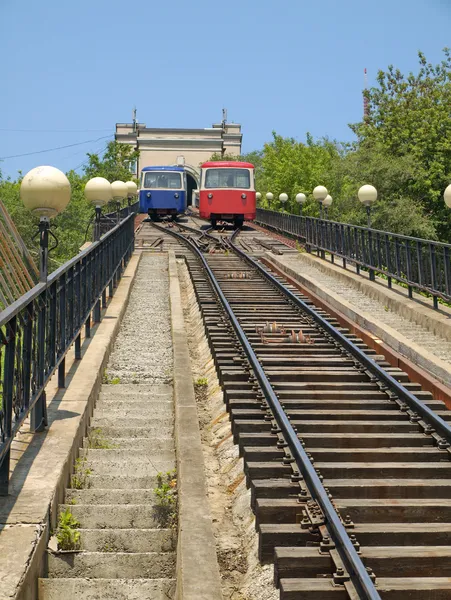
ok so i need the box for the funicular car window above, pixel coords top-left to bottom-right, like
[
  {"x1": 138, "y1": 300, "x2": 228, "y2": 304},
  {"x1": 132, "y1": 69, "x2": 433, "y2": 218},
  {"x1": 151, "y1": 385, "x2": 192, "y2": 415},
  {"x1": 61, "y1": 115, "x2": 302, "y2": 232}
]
[
  {"x1": 143, "y1": 172, "x2": 182, "y2": 189},
  {"x1": 205, "y1": 168, "x2": 250, "y2": 189}
]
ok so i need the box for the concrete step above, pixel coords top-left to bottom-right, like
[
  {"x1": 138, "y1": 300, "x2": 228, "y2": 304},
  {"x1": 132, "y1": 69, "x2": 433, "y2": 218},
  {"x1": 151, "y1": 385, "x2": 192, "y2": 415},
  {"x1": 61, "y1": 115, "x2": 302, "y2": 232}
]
[
  {"x1": 99, "y1": 384, "x2": 173, "y2": 398},
  {"x1": 93, "y1": 407, "x2": 173, "y2": 419},
  {"x1": 78, "y1": 528, "x2": 175, "y2": 552},
  {"x1": 48, "y1": 551, "x2": 175, "y2": 579},
  {"x1": 88, "y1": 426, "x2": 171, "y2": 438},
  {"x1": 66, "y1": 488, "x2": 157, "y2": 505},
  {"x1": 82, "y1": 436, "x2": 174, "y2": 451},
  {"x1": 39, "y1": 578, "x2": 175, "y2": 600},
  {"x1": 84, "y1": 456, "x2": 174, "y2": 476},
  {"x1": 80, "y1": 448, "x2": 175, "y2": 463},
  {"x1": 88, "y1": 475, "x2": 159, "y2": 489},
  {"x1": 59, "y1": 505, "x2": 165, "y2": 529},
  {"x1": 95, "y1": 400, "x2": 173, "y2": 411},
  {"x1": 90, "y1": 416, "x2": 172, "y2": 430}
]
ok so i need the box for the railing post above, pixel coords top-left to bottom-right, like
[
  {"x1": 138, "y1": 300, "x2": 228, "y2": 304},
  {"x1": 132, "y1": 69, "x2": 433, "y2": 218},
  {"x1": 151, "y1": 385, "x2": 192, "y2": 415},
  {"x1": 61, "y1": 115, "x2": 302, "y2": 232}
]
[
  {"x1": 58, "y1": 274, "x2": 66, "y2": 387},
  {"x1": 385, "y1": 234, "x2": 392, "y2": 288},
  {"x1": 405, "y1": 240, "x2": 413, "y2": 298},
  {"x1": 444, "y1": 246, "x2": 451, "y2": 299},
  {"x1": 31, "y1": 292, "x2": 47, "y2": 433},
  {"x1": 354, "y1": 228, "x2": 360, "y2": 275},
  {"x1": 430, "y1": 244, "x2": 439, "y2": 309},
  {"x1": 75, "y1": 334, "x2": 81, "y2": 360},
  {"x1": 0, "y1": 317, "x2": 16, "y2": 494},
  {"x1": 22, "y1": 305, "x2": 33, "y2": 413}
]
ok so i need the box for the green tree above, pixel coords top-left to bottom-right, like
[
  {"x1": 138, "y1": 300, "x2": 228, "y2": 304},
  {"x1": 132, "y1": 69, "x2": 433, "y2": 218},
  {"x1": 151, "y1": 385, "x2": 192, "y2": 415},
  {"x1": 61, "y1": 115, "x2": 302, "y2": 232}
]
[
  {"x1": 255, "y1": 132, "x2": 342, "y2": 215},
  {"x1": 84, "y1": 141, "x2": 139, "y2": 184},
  {"x1": 350, "y1": 48, "x2": 451, "y2": 238}
]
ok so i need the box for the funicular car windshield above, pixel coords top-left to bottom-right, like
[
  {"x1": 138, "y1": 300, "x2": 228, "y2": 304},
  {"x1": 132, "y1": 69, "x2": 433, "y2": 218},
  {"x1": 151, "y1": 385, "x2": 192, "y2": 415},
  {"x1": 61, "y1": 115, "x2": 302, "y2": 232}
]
[
  {"x1": 205, "y1": 168, "x2": 250, "y2": 189},
  {"x1": 143, "y1": 172, "x2": 182, "y2": 189}
]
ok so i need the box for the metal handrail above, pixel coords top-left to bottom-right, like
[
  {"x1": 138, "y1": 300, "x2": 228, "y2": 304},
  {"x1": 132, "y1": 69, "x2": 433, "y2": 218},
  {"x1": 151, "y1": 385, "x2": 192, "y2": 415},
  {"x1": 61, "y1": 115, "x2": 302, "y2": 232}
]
[
  {"x1": 0, "y1": 212, "x2": 136, "y2": 493},
  {"x1": 255, "y1": 208, "x2": 451, "y2": 308}
]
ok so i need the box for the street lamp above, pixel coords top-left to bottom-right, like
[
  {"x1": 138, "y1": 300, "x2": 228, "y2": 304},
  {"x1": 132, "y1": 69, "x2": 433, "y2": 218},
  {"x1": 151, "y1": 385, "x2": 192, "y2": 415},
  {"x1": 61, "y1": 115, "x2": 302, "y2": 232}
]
[
  {"x1": 313, "y1": 185, "x2": 328, "y2": 218},
  {"x1": 126, "y1": 181, "x2": 138, "y2": 214},
  {"x1": 111, "y1": 180, "x2": 128, "y2": 222},
  {"x1": 323, "y1": 194, "x2": 333, "y2": 219},
  {"x1": 256, "y1": 192, "x2": 262, "y2": 204},
  {"x1": 296, "y1": 193, "x2": 306, "y2": 215},
  {"x1": 444, "y1": 185, "x2": 451, "y2": 208},
  {"x1": 266, "y1": 192, "x2": 274, "y2": 207},
  {"x1": 279, "y1": 193, "x2": 288, "y2": 212},
  {"x1": 20, "y1": 166, "x2": 71, "y2": 282},
  {"x1": 358, "y1": 184, "x2": 378, "y2": 228},
  {"x1": 84, "y1": 177, "x2": 112, "y2": 241}
]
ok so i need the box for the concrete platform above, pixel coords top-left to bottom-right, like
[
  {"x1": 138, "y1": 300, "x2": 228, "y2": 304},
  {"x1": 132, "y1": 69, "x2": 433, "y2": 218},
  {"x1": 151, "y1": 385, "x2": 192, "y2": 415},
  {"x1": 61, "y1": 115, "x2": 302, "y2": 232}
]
[{"x1": 264, "y1": 251, "x2": 451, "y2": 394}]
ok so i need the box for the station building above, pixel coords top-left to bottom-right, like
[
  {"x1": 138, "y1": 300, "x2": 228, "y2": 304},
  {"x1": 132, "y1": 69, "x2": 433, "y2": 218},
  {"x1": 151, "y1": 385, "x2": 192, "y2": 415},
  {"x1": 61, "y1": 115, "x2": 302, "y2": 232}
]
[{"x1": 115, "y1": 121, "x2": 243, "y2": 203}]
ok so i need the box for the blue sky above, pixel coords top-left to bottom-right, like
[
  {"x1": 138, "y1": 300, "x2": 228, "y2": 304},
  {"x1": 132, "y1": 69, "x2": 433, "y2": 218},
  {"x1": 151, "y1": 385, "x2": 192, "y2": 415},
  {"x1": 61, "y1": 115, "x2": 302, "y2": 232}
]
[{"x1": 0, "y1": 0, "x2": 449, "y2": 178}]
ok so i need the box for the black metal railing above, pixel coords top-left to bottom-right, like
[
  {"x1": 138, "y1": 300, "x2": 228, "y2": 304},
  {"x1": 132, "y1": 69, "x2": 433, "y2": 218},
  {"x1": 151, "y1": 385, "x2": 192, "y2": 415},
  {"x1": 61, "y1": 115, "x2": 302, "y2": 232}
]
[
  {"x1": 0, "y1": 213, "x2": 135, "y2": 493},
  {"x1": 255, "y1": 208, "x2": 451, "y2": 309},
  {"x1": 101, "y1": 201, "x2": 139, "y2": 235}
]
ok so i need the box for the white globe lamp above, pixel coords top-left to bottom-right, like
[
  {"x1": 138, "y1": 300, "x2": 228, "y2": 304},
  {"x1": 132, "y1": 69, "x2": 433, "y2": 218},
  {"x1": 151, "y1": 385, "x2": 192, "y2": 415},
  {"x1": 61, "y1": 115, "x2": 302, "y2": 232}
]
[
  {"x1": 84, "y1": 177, "x2": 112, "y2": 208},
  {"x1": 444, "y1": 185, "x2": 451, "y2": 209},
  {"x1": 111, "y1": 180, "x2": 128, "y2": 201},
  {"x1": 313, "y1": 185, "x2": 328, "y2": 218},
  {"x1": 358, "y1": 184, "x2": 378, "y2": 228},
  {"x1": 312, "y1": 185, "x2": 328, "y2": 203},
  {"x1": 84, "y1": 177, "x2": 112, "y2": 241},
  {"x1": 20, "y1": 165, "x2": 70, "y2": 219},
  {"x1": 126, "y1": 181, "x2": 138, "y2": 199},
  {"x1": 20, "y1": 166, "x2": 71, "y2": 281}
]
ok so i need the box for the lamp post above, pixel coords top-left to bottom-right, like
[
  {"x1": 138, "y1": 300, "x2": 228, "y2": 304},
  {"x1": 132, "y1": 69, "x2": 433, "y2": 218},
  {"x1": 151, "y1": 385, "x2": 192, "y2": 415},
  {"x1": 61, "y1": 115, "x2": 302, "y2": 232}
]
[
  {"x1": 256, "y1": 192, "x2": 262, "y2": 205},
  {"x1": 313, "y1": 185, "x2": 328, "y2": 219},
  {"x1": 312, "y1": 186, "x2": 328, "y2": 259},
  {"x1": 20, "y1": 165, "x2": 71, "y2": 431},
  {"x1": 279, "y1": 193, "x2": 288, "y2": 212},
  {"x1": 358, "y1": 184, "x2": 378, "y2": 228},
  {"x1": 20, "y1": 166, "x2": 71, "y2": 282},
  {"x1": 84, "y1": 177, "x2": 112, "y2": 241},
  {"x1": 126, "y1": 181, "x2": 138, "y2": 215},
  {"x1": 111, "y1": 180, "x2": 128, "y2": 223},
  {"x1": 296, "y1": 193, "x2": 306, "y2": 215},
  {"x1": 323, "y1": 194, "x2": 333, "y2": 220},
  {"x1": 358, "y1": 184, "x2": 378, "y2": 281},
  {"x1": 266, "y1": 192, "x2": 274, "y2": 208}
]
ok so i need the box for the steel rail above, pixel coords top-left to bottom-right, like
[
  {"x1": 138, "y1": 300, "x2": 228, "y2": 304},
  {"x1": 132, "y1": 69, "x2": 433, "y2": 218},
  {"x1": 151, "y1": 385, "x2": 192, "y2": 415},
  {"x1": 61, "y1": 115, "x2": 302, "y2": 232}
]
[
  {"x1": 153, "y1": 222, "x2": 381, "y2": 600},
  {"x1": 228, "y1": 230, "x2": 451, "y2": 446}
]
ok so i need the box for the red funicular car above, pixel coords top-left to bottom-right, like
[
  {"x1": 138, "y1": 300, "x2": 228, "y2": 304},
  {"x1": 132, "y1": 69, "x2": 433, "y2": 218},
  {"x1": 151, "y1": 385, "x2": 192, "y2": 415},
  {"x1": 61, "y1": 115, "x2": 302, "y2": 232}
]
[{"x1": 199, "y1": 161, "x2": 256, "y2": 228}]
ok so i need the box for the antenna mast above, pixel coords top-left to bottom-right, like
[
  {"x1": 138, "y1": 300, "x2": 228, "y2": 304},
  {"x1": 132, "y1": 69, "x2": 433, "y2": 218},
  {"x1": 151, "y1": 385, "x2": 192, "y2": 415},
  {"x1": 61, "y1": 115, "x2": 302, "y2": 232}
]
[
  {"x1": 363, "y1": 68, "x2": 369, "y2": 121},
  {"x1": 221, "y1": 108, "x2": 228, "y2": 157}
]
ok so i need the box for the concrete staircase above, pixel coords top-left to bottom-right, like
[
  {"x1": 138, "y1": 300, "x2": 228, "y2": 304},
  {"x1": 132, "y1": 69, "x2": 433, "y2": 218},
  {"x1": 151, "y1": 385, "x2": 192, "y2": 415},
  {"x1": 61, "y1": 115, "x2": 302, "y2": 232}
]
[{"x1": 39, "y1": 383, "x2": 176, "y2": 600}]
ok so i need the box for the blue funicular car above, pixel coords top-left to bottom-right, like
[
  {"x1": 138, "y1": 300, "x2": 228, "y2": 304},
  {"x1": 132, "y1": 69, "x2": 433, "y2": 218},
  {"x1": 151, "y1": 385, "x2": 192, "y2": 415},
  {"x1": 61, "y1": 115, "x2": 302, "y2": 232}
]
[{"x1": 139, "y1": 166, "x2": 187, "y2": 220}]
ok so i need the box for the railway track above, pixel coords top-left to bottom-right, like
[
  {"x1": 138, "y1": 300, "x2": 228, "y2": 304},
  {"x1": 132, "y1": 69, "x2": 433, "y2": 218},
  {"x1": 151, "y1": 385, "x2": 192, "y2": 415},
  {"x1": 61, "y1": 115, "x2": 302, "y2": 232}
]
[{"x1": 138, "y1": 217, "x2": 451, "y2": 599}]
